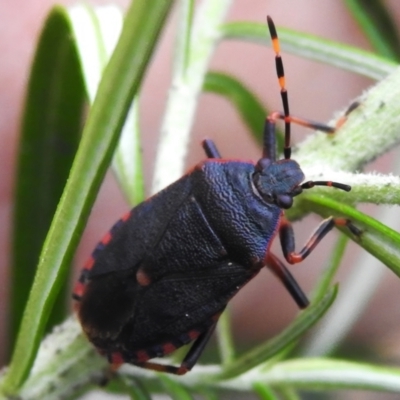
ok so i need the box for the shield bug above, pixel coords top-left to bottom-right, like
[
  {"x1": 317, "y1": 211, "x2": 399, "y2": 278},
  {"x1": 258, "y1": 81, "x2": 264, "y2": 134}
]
[{"x1": 73, "y1": 16, "x2": 359, "y2": 375}]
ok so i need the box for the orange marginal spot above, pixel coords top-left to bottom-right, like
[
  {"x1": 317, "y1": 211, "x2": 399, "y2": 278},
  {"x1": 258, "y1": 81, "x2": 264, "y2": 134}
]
[
  {"x1": 84, "y1": 257, "x2": 95, "y2": 270},
  {"x1": 188, "y1": 329, "x2": 200, "y2": 341},
  {"x1": 162, "y1": 342, "x2": 177, "y2": 356},
  {"x1": 136, "y1": 268, "x2": 152, "y2": 286},
  {"x1": 121, "y1": 211, "x2": 131, "y2": 222},
  {"x1": 101, "y1": 231, "x2": 112, "y2": 245},
  {"x1": 135, "y1": 350, "x2": 150, "y2": 363},
  {"x1": 73, "y1": 281, "x2": 85, "y2": 298},
  {"x1": 110, "y1": 352, "x2": 124, "y2": 366}
]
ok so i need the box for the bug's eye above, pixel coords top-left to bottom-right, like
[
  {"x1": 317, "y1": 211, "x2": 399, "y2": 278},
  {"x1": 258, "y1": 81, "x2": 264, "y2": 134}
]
[{"x1": 276, "y1": 194, "x2": 292, "y2": 209}]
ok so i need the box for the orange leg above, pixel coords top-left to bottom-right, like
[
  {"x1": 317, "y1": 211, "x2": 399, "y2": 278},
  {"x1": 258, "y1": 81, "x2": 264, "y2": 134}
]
[{"x1": 279, "y1": 216, "x2": 362, "y2": 265}]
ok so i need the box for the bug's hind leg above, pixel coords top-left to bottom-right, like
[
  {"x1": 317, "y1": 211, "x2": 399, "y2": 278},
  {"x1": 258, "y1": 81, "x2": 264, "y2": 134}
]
[{"x1": 136, "y1": 321, "x2": 218, "y2": 375}]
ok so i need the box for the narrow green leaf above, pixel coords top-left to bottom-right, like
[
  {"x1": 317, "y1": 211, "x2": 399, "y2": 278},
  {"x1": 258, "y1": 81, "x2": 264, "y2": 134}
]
[
  {"x1": 215, "y1": 308, "x2": 235, "y2": 366},
  {"x1": 253, "y1": 382, "x2": 279, "y2": 400},
  {"x1": 259, "y1": 358, "x2": 400, "y2": 393},
  {"x1": 17, "y1": 317, "x2": 107, "y2": 400},
  {"x1": 10, "y1": 6, "x2": 86, "y2": 352},
  {"x1": 152, "y1": 0, "x2": 233, "y2": 193},
  {"x1": 13, "y1": 318, "x2": 400, "y2": 397},
  {"x1": 285, "y1": 171, "x2": 400, "y2": 208},
  {"x1": 158, "y1": 374, "x2": 194, "y2": 400},
  {"x1": 310, "y1": 235, "x2": 349, "y2": 303},
  {"x1": 215, "y1": 285, "x2": 338, "y2": 380},
  {"x1": 298, "y1": 195, "x2": 400, "y2": 278},
  {"x1": 107, "y1": 375, "x2": 153, "y2": 400},
  {"x1": 220, "y1": 21, "x2": 396, "y2": 80},
  {"x1": 0, "y1": 1, "x2": 173, "y2": 394},
  {"x1": 293, "y1": 65, "x2": 400, "y2": 174},
  {"x1": 69, "y1": 4, "x2": 145, "y2": 205},
  {"x1": 275, "y1": 388, "x2": 301, "y2": 400},
  {"x1": 196, "y1": 388, "x2": 219, "y2": 400},
  {"x1": 344, "y1": 0, "x2": 400, "y2": 61},
  {"x1": 174, "y1": 0, "x2": 195, "y2": 77},
  {"x1": 112, "y1": 98, "x2": 145, "y2": 206},
  {"x1": 303, "y1": 169, "x2": 400, "y2": 357}
]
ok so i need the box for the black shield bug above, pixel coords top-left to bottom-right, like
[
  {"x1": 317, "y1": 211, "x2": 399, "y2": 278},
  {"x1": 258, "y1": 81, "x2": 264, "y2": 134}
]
[{"x1": 73, "y1": 16, "x2": 360, "y2": 375}]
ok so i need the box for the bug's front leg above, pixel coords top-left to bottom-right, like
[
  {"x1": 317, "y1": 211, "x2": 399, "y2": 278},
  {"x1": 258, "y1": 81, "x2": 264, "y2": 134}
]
[
  {"x1": 202, "y1": 139, "x2": 222, "y2": 159},
  {"x1": 279, "y1": 216, "x2": 362, "y2": 264}
]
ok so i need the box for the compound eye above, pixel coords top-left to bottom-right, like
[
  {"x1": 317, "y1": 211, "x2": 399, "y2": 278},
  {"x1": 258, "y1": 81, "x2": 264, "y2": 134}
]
[
  {"x1": 276, "y1": 194, "x2": 293, "y2": 209},
  {"x1": 255, "y1": 158, "x2": 272, "y2": 173}
]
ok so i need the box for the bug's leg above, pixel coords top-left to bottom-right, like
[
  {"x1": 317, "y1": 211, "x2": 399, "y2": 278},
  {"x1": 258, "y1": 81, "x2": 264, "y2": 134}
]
[
  {"x1": 135, "y1": 321, "x2": 218, "y2": 375},
  {"x1": 266, "y1": 102, "x2": 361, "y2": 156},
  {"x1": 202, "y1": 139, "x2": 222, "y2": 159},
  {"x1": 263, "y1": 113, "x2": 336, "y2": 162},
  {"x1": 176, "y1": 320, "x2": 218, "y2": 375},
  {"x1": 336, "y1": 100, "x2": 361, "y2": 128},
  {"x1": 279, "y1": 216, "x2": 362, "y2": 265},
  {"x1": 265, "y1": 252, "x2": 309, "y2": 308},
  {"x1": 263, "y1": 115, "x2": 278, "y2": 162}
]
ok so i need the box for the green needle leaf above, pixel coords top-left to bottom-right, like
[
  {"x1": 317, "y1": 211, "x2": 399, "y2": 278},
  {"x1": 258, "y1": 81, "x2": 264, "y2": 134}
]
[
  {"x1": 344, "y1": 0, "x2": 400, "y2": 61},
  {"x1": 299, "y1": 195, "x2": 400, "y2": 278},
  {"x1": 215, "y1": 285, "x2": 338, "y2": 380},
  {"x1": 158, "y1": 374, "x2": 194, "y2": 400},
  {"x1": 258, "y1": 358, "x2": 400, "y2": 393},
  {"x1": 10, "y1": 5, "x2": 86, "y2": 353},
  {"x1": 152, "y1": 0, "x2": 233, "y2": 193},
  {"x1": 220, "y1": 21, "x2": 396, "y2": 80},
  {"x1": 69, "y1": 4, "x2": 145, "y2": 205},
  {"x1": 1, "y1": 0, "x2": 173, "y2": 394}
]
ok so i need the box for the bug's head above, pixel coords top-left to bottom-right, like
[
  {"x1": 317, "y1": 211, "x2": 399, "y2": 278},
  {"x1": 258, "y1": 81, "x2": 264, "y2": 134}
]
[
  {"x1": 252, "y1": 158, "x2": 304, "y2": 209},
  {"x1": 252, "y1": 157, "x2": 351, "y2": 209}
]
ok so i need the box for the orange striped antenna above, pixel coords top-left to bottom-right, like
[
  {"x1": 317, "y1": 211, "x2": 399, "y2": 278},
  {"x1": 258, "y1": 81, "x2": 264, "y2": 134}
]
[{"x1": 267, "y1": 15, "x2": 291, "y2": 159}]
